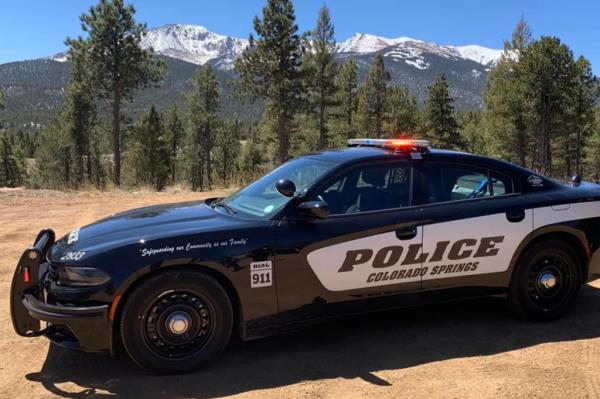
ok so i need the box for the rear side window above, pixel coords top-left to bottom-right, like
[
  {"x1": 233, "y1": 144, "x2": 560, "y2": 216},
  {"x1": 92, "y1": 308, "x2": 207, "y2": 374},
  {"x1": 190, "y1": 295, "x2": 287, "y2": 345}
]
[{"x1": 424, "y1": 163, "x2": 514, "y2": 204}]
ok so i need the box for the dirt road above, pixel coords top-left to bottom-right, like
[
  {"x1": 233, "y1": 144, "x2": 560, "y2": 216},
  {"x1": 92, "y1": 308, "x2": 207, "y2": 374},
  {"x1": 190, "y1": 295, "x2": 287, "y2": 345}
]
[{"x1": 1, "y1": 188, "x2": 600, "y2": 399}]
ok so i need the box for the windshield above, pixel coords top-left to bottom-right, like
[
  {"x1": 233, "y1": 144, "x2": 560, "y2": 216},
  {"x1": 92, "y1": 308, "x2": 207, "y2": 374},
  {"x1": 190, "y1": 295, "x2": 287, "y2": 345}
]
[{"x1": 220, "y1": 157, "x2": 335, "y2": 218}]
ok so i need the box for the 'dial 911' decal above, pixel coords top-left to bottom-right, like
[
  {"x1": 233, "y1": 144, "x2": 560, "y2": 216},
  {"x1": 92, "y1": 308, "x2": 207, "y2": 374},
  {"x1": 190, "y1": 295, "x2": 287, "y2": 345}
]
[{"x1": 307, "y1": 210, "x2": 534, "y2": 292}]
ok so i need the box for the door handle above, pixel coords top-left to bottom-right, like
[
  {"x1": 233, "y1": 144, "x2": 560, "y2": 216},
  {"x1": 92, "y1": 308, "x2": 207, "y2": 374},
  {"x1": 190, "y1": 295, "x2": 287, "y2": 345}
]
[
  {"x1": 396, "y1": 226, "x2": 418, "y2": 240},
  {"x1": 506, "y1": 209, "x2": 525, "y2": 223}
]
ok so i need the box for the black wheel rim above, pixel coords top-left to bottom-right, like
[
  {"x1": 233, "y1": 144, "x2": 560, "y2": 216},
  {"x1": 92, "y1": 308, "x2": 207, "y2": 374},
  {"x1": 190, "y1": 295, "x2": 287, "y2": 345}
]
[
  {"x1": 142, "y1": 290, "x2": 214, "y2": 360},
  {"x1": 527, "y1": 254, "x2": 572, "y2": 311}
]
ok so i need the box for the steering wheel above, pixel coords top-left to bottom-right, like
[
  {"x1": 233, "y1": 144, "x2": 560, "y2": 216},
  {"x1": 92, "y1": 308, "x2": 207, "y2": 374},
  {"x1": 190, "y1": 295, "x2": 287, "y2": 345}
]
[{"x1": 468, "y1": 179, "x2": 489, "y2": 198}]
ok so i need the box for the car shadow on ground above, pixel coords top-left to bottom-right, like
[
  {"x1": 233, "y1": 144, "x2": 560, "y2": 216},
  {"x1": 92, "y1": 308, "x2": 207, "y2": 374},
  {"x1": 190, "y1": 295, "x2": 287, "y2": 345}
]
[{"x1": 26, "y1": 285, "x2": 600, "y2": 398}]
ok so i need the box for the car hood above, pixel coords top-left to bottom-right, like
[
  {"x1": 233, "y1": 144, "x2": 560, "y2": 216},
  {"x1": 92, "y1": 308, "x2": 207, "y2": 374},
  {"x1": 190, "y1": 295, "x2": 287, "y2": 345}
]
[{"x1": 49, "y1": 199, "x2": 244, "y2": 260}]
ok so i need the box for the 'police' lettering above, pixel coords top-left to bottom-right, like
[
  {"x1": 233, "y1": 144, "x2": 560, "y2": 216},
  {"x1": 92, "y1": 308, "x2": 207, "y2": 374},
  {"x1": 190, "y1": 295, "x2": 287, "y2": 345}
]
[
  {"x1": 372, "y1": 246, "x2": 403, "y2": 268},
  {"x1": 336, "y1": 236, "x2": 503, "y2": 273},
  {"x1": 474, "y1": 236, "x2": 504, "y2": 258},
  {"x1": 338, "y1": 249, "x2": 373, "y2": 272},
  {"x1": 448, "y1": 239, "x2": 477, "y2": 260}
]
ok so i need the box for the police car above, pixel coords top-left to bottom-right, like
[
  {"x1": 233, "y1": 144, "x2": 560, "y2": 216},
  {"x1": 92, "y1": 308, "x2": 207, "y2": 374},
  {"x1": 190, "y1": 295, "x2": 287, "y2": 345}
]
[{"x1": 10, "y1": 139, "x2": 600, "y2": 374}]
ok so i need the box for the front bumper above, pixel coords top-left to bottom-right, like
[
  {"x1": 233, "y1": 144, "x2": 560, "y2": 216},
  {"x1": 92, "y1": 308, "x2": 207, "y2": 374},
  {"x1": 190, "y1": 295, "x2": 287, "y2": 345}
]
[{"x1": 10, "y1": 229, "x2": 112, "y2": 353}]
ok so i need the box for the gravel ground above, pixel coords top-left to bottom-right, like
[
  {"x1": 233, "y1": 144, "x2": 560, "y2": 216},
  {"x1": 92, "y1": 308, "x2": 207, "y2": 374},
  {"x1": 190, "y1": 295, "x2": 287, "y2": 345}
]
[{"x1": 1, "y1": 188, "x2": 600, "y2": 399}]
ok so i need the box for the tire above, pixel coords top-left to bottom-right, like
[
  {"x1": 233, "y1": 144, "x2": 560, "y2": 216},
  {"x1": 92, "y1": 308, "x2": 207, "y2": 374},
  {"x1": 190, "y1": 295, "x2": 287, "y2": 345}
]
[
  {"x1": 508, "y1": 239, "x2": 582, "y2": 321},
  {"x1": 120, "y1": 270, "x2": 233, "y2": 374}
]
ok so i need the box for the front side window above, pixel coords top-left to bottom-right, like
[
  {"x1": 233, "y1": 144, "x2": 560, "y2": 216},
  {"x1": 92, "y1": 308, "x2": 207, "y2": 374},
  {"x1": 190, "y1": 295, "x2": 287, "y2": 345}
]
[
  {"x1": 312, "y1": 163, "x2": 412, "y2": 215},
  {"x1": 424, "y1": 163, "x2": 514, "y2": 204},
  {"x1": 221, "y1": 157, "x2": 335, "y2": 218}
]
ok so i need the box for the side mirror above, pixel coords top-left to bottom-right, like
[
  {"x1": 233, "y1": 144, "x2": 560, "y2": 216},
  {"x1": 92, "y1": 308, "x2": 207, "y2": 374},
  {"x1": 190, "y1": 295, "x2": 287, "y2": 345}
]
[
  {"x1": 276, "y1": 179, "x2": 296, "y2": 197},
  {"x1": 297, "y1": 200, "x2": 329, "y2": 219},
  {"x1": 570, "y1": 175, "x2": 582, "y2": 187}
]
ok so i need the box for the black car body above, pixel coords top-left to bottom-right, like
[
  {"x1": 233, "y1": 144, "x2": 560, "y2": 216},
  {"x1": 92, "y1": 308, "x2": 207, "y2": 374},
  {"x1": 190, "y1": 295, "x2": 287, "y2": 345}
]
[{"x1": 11, "y1": 139, "x2": 600, "y2": 373}]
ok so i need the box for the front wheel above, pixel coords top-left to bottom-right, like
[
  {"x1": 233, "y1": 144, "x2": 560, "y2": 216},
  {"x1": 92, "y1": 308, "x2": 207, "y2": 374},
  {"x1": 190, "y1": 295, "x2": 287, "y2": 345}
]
[
  {"x1": 120, "y1": 270, "x2": 233, "y2": 374},
  {"x1": 508, "y1": 239, "x2": 582, "y2": 321}
]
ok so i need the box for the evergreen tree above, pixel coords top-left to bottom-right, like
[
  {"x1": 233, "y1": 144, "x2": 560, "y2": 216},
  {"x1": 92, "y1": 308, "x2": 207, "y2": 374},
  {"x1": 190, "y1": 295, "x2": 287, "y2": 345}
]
[
  {"x1": 239, "y1": 138, "x2": 265, "y2": 183},
  {"x1": 214, "y1": 119, "x2": 242, "y2": 186},
  {"x1": 565, "y1": 57, "x2": 598, "y2": 176},
  {"x1": 503, "y1": 14, "x2": 533, "y2": 54},
  {"x1": 423, "y1": 74, "x2": 462, "y2": 149},
  {"x1": 63, "y1": 42, "x2": 97, "y2": 187},
  {"x1": 385, "y1": 86, "x2": 419, "y2": 136},
  {"x1": 0, "y1": 90, "x2": 4, "y2": 129},
  {"x1": 66, "y1": 0, "x2": 165, "y2": 186},
  {"x1": 0, "y1": 132, "x2": 26, "y2": 187},
  {"x1": 164, "y1": 106, "x2": 185, "y2": 183},
  {"x1": 304, "y1": 5, "x2": 337, "y2": 149},
  {"x1": 519, "y1": 37, "x2": 578, "y2": 176},
  {"x1": 235, "y1": 0, "x2": 303, "y2": 164},
  {"x1": 130, "y1": 106, "x2": 170, "y2": 190},
  {"x1": 357, "y1": 54, "x2": 390, "y2": 138},
  {"x1": 33, "y1": 120, "x2": 73, "y2": 188},
  {"x1": 185, "y1": 64, "x2": 219, "y2": 190},
  {"x1": 483, "y1": 16, "x2": 533, "y2": 166},
  {"x1": 334, "y1": 60, "x2": 359, "y2": 140},
  {"x1": 585, "y1": 110, "x2": 600, "y2": 183},
  {"x1": 457, "y1": 111, "x2": 486, "y2": 155}
]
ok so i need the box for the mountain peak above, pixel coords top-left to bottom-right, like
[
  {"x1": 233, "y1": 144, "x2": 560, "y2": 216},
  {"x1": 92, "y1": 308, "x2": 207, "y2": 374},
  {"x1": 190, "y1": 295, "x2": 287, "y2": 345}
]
[
  {"x1": 41, "y1": 24, "x2": 503, "y2": 69},
  {"x1": 140, "y1": 24, "x2": 248, "y2": 66}
]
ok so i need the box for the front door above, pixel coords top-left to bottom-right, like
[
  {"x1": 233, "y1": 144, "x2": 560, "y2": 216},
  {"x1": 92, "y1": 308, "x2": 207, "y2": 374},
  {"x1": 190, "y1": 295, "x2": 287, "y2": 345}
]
[{"x1": 274, "y1": 160, "x2": 426, "y2": 317}]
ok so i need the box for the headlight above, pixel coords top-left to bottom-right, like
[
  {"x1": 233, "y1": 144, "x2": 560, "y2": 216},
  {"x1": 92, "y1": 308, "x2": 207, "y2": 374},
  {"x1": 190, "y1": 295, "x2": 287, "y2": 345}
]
[{"x1": 57, "y1": 266, "x2": 111, "y2": 287}]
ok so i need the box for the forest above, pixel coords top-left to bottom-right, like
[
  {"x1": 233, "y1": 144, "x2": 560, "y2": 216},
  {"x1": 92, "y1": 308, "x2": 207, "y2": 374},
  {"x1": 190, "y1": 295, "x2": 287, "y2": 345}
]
[{"x1": 0, "y1": 0, "x2": 598, "y2": 190}]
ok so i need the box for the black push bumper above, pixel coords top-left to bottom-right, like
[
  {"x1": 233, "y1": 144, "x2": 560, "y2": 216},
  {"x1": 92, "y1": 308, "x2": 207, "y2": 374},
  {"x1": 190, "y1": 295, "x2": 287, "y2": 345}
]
[{"x1": 10, "y1": 229, "x2": 112, "y2": 353}]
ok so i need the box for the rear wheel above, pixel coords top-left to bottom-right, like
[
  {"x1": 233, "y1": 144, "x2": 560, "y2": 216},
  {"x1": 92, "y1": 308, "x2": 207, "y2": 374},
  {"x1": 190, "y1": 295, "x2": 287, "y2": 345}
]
[
  {"x1": 508, "y1": 239, "x2": 582, "y2": 320},
  {"x1": 120, "y1": 270, "x2": 233, "y2": 374}
]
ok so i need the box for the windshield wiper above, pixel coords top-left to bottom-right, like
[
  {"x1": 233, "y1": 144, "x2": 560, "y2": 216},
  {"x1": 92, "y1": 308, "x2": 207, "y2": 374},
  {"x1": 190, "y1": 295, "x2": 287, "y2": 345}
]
[{"x1": 211, "y1": 200, "x2": 237, "y2": 215}]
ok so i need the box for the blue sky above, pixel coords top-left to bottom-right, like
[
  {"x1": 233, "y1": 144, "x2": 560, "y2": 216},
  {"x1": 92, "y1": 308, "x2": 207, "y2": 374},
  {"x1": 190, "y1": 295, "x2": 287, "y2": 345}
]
[{"x1": 1, "y1": 0, "x2": 599, "y2": 73}]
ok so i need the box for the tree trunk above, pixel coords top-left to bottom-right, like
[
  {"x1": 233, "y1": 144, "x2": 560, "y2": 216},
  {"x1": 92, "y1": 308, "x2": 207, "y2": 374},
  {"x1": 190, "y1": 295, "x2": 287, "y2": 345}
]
[
  {"x1": 277, "y1": 109, "x2": 288, "y2": 164},
  {"x1": 112, "y1": 91, "x2": 121, "y2": 186}
]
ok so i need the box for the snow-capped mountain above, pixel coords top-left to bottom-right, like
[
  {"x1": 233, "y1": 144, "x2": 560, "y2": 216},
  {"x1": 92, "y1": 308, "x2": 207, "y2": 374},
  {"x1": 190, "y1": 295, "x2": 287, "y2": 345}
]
[
  {"x1": 45, "y1": 24, "x2": 503, "y2": 70},
  {"x1": 140, "y1": 24, "x2": 248, "y2": 68},
  {"x1": 336, "y1": 32, "x2": 503, "y2": 67}
]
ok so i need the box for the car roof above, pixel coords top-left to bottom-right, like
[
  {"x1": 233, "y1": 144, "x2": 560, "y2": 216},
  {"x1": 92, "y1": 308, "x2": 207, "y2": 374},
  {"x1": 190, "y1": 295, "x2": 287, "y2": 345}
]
[{"x1": 304, "y1": 146, "x2": 534, "y2": 177}]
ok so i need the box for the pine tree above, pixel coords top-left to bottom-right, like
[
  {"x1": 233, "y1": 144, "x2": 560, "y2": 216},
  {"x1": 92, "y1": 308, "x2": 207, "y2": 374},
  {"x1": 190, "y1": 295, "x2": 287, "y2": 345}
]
[
  {"x1": 304, "y1": 5, "x2": 337, "y2": 149},
  {"x1": 130, "y1": 106, "x2": 170, "y2": 190},
  {"x1": 0, "y1": 90, "x2": 4, "y2": 129},
  {"x1": 566, "y1": 57, "x2": 598, "y2": 176},
  {"x1": 483, "y1": 16, "x2": 533, "y2": 166},
  {"x1": 585, "y1": 110, "x2": 600, "y2": 182},
  {"x1": 214, "y1": 119, "x2": 242, "y2": 186},
  {"x1": 185, "y1": 64, "x2": 219, "y2": 190},
  {"x1": 334, "y1": 59, "x2": 359, "y2": 140},
  {"x1": 235, "y1": 0, "x2": 303, "y2": 164},
  {"x1": 33, "y1": 120, "x2": 73, "y2": 188},
  {"x1": 457, "y1": 111, "x2": 486, "y2": 155},
  {"x1": 357, "y1": 54, "x2": 390, "y2": 138},
  {"x1": 164, "y1": 106, "x2": 185, "y2": 183},
  {"x1": 519, "y1": 37, "x2": 578, "y2": 176},
  {"x1": 62, "y1": 42, "x2": 97, "y2": 187},
  {"x1": 423, "y1": 74, "x2": 463, "y2": 149},
  {"x1": 385, "y1": 86, "x2": 419, "y2": 136},
  {"x1": 0, "y1": 132, "x2": 26, "y2": 187},
  {"x1": 503, "y1": 14, "x2": 532, "y2": 54},
  {"x1": 66, "y1": 0, "x2": 165, "y2": 186}
]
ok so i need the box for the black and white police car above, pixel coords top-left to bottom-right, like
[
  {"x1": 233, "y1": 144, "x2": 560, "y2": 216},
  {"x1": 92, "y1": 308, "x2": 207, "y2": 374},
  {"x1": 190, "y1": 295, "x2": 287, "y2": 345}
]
[{"x1": 11, "y1": 139, "x2": 600, "y2": 373}]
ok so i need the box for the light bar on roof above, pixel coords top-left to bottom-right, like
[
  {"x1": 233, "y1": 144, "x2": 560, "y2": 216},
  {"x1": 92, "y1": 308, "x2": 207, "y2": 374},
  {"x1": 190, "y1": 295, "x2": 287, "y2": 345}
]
[{"x1": 347, "y1": 138, "x2": 431, "y2": 150}]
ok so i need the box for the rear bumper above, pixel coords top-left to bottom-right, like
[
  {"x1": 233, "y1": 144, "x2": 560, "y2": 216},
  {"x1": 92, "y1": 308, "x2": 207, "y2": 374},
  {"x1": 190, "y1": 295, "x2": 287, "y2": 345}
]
[{"x1": 10, "y1": 229, "x2": 113, "y2": 353}]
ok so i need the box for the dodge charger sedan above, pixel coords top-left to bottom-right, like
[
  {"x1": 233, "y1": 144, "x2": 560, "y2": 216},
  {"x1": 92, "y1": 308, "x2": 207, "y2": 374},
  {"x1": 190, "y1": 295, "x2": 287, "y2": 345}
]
[{"x1": 11, "y1": 139, "x2": 600, "y2": 373}]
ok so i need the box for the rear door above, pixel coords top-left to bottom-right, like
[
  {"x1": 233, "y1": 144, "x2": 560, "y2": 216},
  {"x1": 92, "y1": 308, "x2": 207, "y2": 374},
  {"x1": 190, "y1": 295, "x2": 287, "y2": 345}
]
[
  {"x1": 274, "y1": 159, "x2": 425, "y2": 315},
  {"x1": 419, "y1": 161, "x2": 533, "y2": 290}
]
